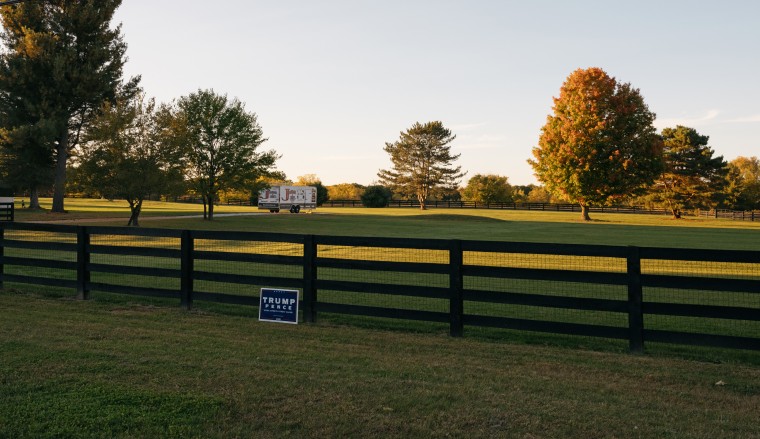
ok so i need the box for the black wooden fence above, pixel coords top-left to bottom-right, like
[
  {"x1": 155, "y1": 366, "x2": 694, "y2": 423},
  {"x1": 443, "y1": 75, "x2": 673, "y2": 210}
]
[
  {"x1": 0, "y1": 222, "x2": 758, "y2": 353},
  {"x1": 0, "y1": 202, "x2": 13, "y2": 222},
  {"x1": 699, "y1": 209, "x2": 760, "y2": 221}
]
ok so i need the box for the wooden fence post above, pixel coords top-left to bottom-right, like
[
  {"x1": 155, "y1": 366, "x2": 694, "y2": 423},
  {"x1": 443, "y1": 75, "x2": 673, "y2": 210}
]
[
  {"x1": 180, "y1": 230, "x2": 194, "y2": 310},
  {"x1": 449, "y1": 239, "x2": 464, "y2": 337},
  {"x1": 302, "y1": 235, "x2": 317, "y2": 323},
  {"x1": 627, "y1": 246, "x2": 644, "y2": 353},
  {"x1": 77, "y1": 226, "x2": 90, "y2": 300},
  {"x1": 0, "y1": 227, "x2": 4, "y2": 290}
]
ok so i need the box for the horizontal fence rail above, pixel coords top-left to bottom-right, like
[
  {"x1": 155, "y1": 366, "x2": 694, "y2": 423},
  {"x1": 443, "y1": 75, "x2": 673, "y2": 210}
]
[
  {"x1": 1, "y1": 222, "x2": 758, "y2": 353},
  {"x1": 0, "y1": 202, "x2": 13, "y2": 222}
]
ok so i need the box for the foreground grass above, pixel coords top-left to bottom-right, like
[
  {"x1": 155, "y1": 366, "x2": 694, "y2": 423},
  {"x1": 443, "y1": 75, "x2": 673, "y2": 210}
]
[{"x1": 1, "y1": 291, "x2": 759, "y2": 438}]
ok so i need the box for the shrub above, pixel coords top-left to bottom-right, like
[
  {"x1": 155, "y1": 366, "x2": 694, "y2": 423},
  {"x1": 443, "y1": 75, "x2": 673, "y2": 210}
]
[{"x1": 361, "y1": 185, "x2": 392, "y2": 207}]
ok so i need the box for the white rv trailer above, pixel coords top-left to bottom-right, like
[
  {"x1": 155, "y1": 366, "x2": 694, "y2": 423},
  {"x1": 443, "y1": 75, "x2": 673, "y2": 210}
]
[{"x1": 257, "y1": 185, "x2": 317, "y2": 213}]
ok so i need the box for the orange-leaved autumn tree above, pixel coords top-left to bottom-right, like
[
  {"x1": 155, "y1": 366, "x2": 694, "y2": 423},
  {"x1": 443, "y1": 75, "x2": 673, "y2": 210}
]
[{"x1": 528, "y1": 67, "x2": 663, "y2": 220}]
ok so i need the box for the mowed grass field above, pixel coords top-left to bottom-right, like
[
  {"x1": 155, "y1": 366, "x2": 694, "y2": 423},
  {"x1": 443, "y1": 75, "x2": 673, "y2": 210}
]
[
  {"x1": 11, "y1": 197, "x2": 760, "y2": 247},
  {"x1": 2, "y1": 199, "x2": 760, "y2": 437}
]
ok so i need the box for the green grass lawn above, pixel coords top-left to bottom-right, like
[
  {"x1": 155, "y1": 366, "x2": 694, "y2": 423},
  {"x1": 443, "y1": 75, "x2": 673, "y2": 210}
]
[
  {"x1": 1, "y1": 292, "x2": 759, "y2": 439},
  {"x1": 73, "y1": 205, "x2": 760, "y2": 250},
  {"x1": 13, "y1": 198, "x2": 760, "y2": 249},
  {"x1": 12, "y1": 198, "x2": 261, "y2": 223}
]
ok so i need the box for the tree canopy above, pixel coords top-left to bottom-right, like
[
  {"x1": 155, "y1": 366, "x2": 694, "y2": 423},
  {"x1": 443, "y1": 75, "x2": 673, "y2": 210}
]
[
  {"x1": 378, "y1": 121, "x2": 465, "y2": 210},
  {"x1": 0, "y1": 0, "x2": 139, "y2": 213},
  {"x1": 77, "y1": 94, "x2": 184, "y2": 226},
  {"x1": 461, "y1": 174, "x2": 514, "y2": 204},
  {"x1": 648, "y1": 126, "x2": 727, "y2": 218},
  {"x1": 529, "y1": 67, "x2": 662, "y2": 220},
  {"x1": 361, "y1": 185, "x2": 392, "y2": 208},
  {"x1": 327, "y1": 183, "x2": 365, "y2": 200},
  {"x1": 725, "y1": 156, "x2": 760, "y2": 211},
  {"x1": 174, "y1": 89, "x2": 278, "y2": 220},
  {"x1": 296, "y1": 174, "x2": 329, "y2": 206}
]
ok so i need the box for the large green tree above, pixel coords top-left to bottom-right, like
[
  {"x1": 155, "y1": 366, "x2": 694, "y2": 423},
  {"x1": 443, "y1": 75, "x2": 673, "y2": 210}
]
[
  {"x1": 175, "y1": 89, "x2": 279, "y2": 220},
  {"x1": 0, "y1": 0, "x2": 138, "y2": 213},
  {"x1": 461, "y1": 174, "x2": 514, "y2": 204},
  {"x1": 648, "y1": 126, "x2": 727, "y2": 218},
  {"x1": 725, "y1": 156, "x2": 760, "y2": 211},
  {"x1": 77, "y1": 94, "x2": 185, "y2": 226},
  {"x1": 378, "y1": 121, "x2": 465, "y2": 210},
  {"x1": 528, "y1": 67, "x2": 662, "y2": 220}
]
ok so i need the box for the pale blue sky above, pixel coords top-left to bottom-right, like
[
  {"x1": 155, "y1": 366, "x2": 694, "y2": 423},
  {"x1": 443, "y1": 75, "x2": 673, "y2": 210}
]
[{"x1": 115, "y1": 1, "x2": 760, "y2": 186}]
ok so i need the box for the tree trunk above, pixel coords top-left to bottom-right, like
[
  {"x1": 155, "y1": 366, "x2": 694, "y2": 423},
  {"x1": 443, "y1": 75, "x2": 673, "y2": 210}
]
[
  {"x1": 127, "y1": 199, "x2": 142, "y2": 227},
  {"x1": 580, "y1": 204, "x2": 591, "y2": 221},
  {"x1": 51, "y1": 128, "x2": 68, "y2": 213},
  {"x1": 208, "y1": 193, "x2": 215, "y2": 220},
  {"x1": 418, "y1": 194, "x2": 427, "y2": 210},
  {"x1": 29, "y1": 186, "x2": 41, "y2": 209},
  {"x1": 202, "y1": 196, "x2": 207, "y2": 220}
]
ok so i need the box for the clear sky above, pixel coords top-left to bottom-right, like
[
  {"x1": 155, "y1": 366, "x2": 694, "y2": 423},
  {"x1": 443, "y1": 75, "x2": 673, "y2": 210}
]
[{"x1": 114, "y1": 0, "x2": 760, "y2": 186}]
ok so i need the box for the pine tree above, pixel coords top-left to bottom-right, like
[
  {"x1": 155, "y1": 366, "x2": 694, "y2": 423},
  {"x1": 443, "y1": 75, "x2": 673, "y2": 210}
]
[
  {"x1": 0, "y1": 1, "x2": 139, "y2": 212},
  {"x1": 649, "y1": 126, "x2": 727, "y2": 218},
  {"x1": 378, "y1": 121, "x2": 465, "y2": 210}
]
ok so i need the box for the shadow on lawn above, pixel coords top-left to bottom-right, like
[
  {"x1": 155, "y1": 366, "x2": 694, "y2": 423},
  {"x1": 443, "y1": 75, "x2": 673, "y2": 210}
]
[{"x1": 401, "y1": 213, "x2": 509, "y2": 223}]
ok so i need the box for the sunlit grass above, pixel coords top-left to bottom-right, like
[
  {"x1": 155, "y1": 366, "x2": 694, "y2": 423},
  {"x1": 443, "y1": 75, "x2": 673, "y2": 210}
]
[
  {"x1": 1, "y1": 292, "x2": 759, "y2": 438},
  {"x1": 12, "y1": 197, "x2": 261, "y2": 223}
]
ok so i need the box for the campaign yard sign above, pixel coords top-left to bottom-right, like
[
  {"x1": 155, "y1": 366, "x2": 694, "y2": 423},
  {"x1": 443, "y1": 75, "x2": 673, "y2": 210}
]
[{"x1": 259, "y1": 288, "x2": 299, "y2": 324}]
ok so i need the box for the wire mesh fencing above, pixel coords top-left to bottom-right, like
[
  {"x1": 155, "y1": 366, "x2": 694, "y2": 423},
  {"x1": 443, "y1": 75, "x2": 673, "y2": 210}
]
[
  {"x1": 641, "y1": 255, "x2": 760, "y2": 345},
  {"x1": 0, "y1": 225, "x2": 77, "y2": 294},
  {"x1": 193, "y1": 233, "x2": 303, "y2": 302},
  {"x1": 88, "y1": 228, "x2": 182, "y2": 296},
  {"x1": 315, "y1": 242, "x2": 450, "y2": 318}
]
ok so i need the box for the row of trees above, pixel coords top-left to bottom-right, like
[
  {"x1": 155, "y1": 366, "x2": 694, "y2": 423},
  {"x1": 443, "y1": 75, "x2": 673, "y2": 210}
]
[
  {"x1": 72, "y1": 91, "x2": 278, "y2": 225},
  {"x1": 329, "y1": 151, "x2": 760, "y2": 213},
  {"x1": 529, "y1": 67, "x2": 750, "y2": 220},
  {"x1": 373, "y1": 68, "x2": 757, "y2": 219},
  {"x1": 1, "y1": 3, "x2": 756, "y2": 222},
  {"x1": 0, "y1": 2, "x2": 280, "y2": 225}
]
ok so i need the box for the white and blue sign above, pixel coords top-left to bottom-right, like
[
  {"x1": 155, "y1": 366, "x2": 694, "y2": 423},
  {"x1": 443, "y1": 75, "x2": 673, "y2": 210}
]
[{"x1": 259, "y1": 288, "x2": 299, "y2": 324}]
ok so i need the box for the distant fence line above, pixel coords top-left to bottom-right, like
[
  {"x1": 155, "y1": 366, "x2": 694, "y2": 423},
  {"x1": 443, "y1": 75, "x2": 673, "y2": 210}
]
[
  {"x1": 46, "y1": 196, "x2": 760, "y2": 221},
  {"x1": 1, "y1": 222, "x2": 758, "y2": 354},
  {"x1": 698, "y1": 209, "x2": 760, "y2": 221},
  {"x1": 325, "y1": 199, "x2": 676, "y2": 214}
]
